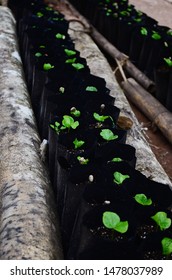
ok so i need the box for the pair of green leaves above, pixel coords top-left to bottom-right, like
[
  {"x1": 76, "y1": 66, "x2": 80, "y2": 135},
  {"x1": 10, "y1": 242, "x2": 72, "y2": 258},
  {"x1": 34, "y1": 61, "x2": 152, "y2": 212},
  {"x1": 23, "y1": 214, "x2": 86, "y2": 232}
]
[
  {"x1": 77, "y1": 156, "x2": 89, "y2": 165},
  {"x1": 113, "y1": 172, "x2": 130, "y2": 185},
  {"x1": 73, "y1": 138, "x2": 85, "y2": 149},
  {"x1": 50, "y1": 115, "x2": 79, "y2": 134},
  {"x1": 151, "y1": 212, "x2": 171, "y2": 231},
  {"x1": 102, "y1": 211, "x2": 128, "y2": 234},
  {"x1": 93, "y1": 113, "x2": 115, "y2": 126}
]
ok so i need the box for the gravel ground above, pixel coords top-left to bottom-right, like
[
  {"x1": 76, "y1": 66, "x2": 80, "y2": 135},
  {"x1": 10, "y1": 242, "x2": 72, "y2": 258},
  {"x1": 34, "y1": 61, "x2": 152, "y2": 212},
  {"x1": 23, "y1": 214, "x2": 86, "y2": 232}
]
[{"x1": 130, "y1": 0, "x2": 172, "y2": 28}]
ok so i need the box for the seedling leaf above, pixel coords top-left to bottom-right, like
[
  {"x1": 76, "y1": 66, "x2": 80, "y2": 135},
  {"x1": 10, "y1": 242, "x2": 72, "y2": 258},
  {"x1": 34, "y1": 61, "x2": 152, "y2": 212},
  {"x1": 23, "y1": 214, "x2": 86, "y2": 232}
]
[
  {"x1": 72, "y1": 63, "x2": 85, "y2": 70},
  {"x1": 70, "y1": 108, "x2": 81, "y2": 117},
  {"x1": 62, "y1": 115, "x2": 79, "y2": 129},
  {"x1": 64, "y1": 49, "x2": 76, "y2": 56},
  {"x1": 161, "y1": 237, "x2": 172, "y2": 255},
  {"x1": 100, "y1": 129, "x2": 118, "y2": 141},
  {"x1": 77, "y1": 156, "x2": 89, "y2": 165},
  {"x1": 113, "y1": 172, "x2": 130, "y2": 185},
  {"x1": 35, "y1": 52, "x2": 42, "y2": 57},
  {"x1": 55, "y1": 33, "x2": 65, "y2": 39},
  {"x1": 102, "y1": 211, "x2": 128, "y2": 233},
  {"x1": 140, "y1": 27, "x2": 148, "y2": 36},
  {"x1": 71, "y1": 121, "x2": 79, "y2": 129},
  {"x1": 134, "y1": 193, "x2": 152, "y2": 206},
  {"x1": 93, "y1": 112, "x2": 109, "y2": 122},
  {"x1": 111, "y1": 157, "x2": 123, "y2": 162},
  {"x1": 65, "y1": 57, "x2": 77, "y2": 64},
  {"x1": 164, "y1": 57, "x2": 172, "y2": 67},
  {"x1": 102, "y1": 211, "x2": 120, "y2": 229},
  {"x1": 73, "y1": 138, "x2": 85, "y2": 149},
  {"x1": 86, "y1": 86, "x2": 98, "y2": 92},
  {"x1": 151, "y1": 212, "x2": 171, "y2": 231},
  {"x1": 114, "y1": 221, "x2": 129, "y2": 233},
  {"x1": 43, "y1": 63, "x2": 54, "y2": 70},
  {"x1": 152, "y1": 31, "x2": 161, "y2": 40}
]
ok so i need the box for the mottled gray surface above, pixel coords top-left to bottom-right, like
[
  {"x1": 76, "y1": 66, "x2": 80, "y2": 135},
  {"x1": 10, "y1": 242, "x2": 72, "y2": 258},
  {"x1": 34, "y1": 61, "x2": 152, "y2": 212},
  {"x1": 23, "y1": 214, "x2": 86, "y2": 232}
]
[
  {"x1": 68, "y1": 21, "x2": 172, "y2": 187},
  {"x1": 0, "y1": 7, "x2": 63, "y2": 259}
]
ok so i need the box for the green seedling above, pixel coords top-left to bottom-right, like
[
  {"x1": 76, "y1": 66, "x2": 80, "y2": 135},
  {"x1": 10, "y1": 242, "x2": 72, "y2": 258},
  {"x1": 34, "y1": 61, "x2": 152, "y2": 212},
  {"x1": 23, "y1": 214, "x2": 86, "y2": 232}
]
[
  {"x1": 93, "y1": 112, "x2": 109, "y2": 122},
  {"x1": 111, "y1": 157, "x2": 123, "y2": 162},
  {"x1": 64, "y1": 49, "x2": 76, "y2": 56},
  {"x1": 86, "y1": 86, "x2": 98, "y2": 92},
  {"x1": 65, "y1": 57, "x2": 77, "y2": 64},
  {"x1": 49, "y1": 121, "x2": 60, "y2": 133},
  {"x1": 140, "y1": 27, "x2": 148, "y2": 36},
  {"x1": 161, "y1": 237, "x2": 172, "y2": 256},
  {"x1": 73, "y1": 138, "x2": 85, "y2": 149},
  {"x1": 61, "y1": 115, "x2": 79, "y2": 130},
  {"x1": 50, "y1": 115, "x2": 79, "y2": 134},
  {"x1": 77, "y1": 156, "x2": 89, "y2": 165},
  {"x1": 113, "y1": 172, "x2": 130, "y2": 185},
  {"x1": 93, "y1": 113, "x2": 115, "y2": 126},
  {"x1": 35, "y1": 52, "x2": 42, "y2": 57},
  {"x1": 164, "y1": 57, "x2": 172, "y2": 67},
  {"x1": 72, "y1": 63, "x2": 85, "y2": 70},
  {"x1": 134, "y1": 193, "x2": 152, "y2": 206},
  {"x1": 102, "y1": 211, "x2": 128, "y2": 234},
  {"x1": 151, "y1": 31, "x2": 161, "y2": 40},
  {"x1": 43, "y1": 63, "x2": 54, "y2": 71},
  {"x1": 151, "y1": 212, "x2": 171, "y2": 231},
  {"x1": 55, "y1": 33, "x2": 65, "y2": 39},
  {"x1": 100, "y1": 129, "x2": 118, "y2": 141},
  {"x1": 36, "y1": 12, "x2": 43, "y2": 17},
  {"x1": 70, "y1": 107, "x2": 81, "y2": 118}
]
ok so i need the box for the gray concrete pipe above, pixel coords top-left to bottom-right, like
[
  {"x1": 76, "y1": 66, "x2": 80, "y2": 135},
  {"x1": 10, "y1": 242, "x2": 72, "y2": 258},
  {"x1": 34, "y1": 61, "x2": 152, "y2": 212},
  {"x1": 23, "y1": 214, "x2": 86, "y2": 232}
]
[{"x1": 0, "y1": 7, "x2": 63, "y2": 259}]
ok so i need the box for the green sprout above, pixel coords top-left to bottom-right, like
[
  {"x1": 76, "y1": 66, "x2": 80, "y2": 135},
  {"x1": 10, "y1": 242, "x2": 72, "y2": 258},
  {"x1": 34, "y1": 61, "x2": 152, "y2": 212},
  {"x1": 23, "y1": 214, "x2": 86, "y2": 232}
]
[
  {"x1": 77, "y1": 156, "x2": 89, "y2": 165},
  {"x1": 86, "y1": 86, "x2": 98, "y2": 92},
  {"x1": 49, "y1": 115, "x2": 79, "y2": 134},
  {"x1": 64, "y1": 49, "x2": 76, "y2": 57},
  {"x1": 36, "y1": 12, "x2": 43, "y2": 17},
  {"x1": 55, "y1": 33, "x2": 65, "y2": 39},
  {"x1": 93, "y1": 113, "x2": 115, "y2": 126},
  {"x1": 140, "y1": 27, "x2": 148, "y2": 36},
  {"x1": 151, "y1": 212, "x2": 171, "y2": 231},
  {"x1": 161, "y1": 237, "x2": 172, "y2": 255},
  {"x1": 49, "y1": 121, "x2": 60, "y2": 133},
  {"x1": 72, "y1": 63, "x2": 85, "y2": 70},
  {"x1": 134, "y1": 194, "x2": 152, "y2": 206},
  {"x1": 73, "y1": 138, "x2": 85, "y2": 149},
  {"x1": 102, "y1": 211, "x2": 128, "y2": 234},
  {"x1": 113, "y1": 172, "x2": 130, "y2": 185},
  {"x1": 70, "y1": 107, "x2": 81, "y2": 118},
  {"x1": 35, "y1": 52, "x2": 42, "y2": 57},
  {"x1": 100, "y1": 129, "x2": 118, "y2": 141},
  {"x1": 43, "y1": 63, "x2": 54, "y2": 71},
  {"x1": 151, "y1": 30, "x2": 161, "y2": 40},
  {"x1": 111, "y1": 157, "x2": 123, "y2": 162},
  {"x1": 65, "y1": 57, "x2": 77, "y2": 64},
  {"x1": 61, "y1": 115, "x2": 79, "y2": 130},
  {"x1": 164, "y1": 57, "x2": 172, "y2": 67}
]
